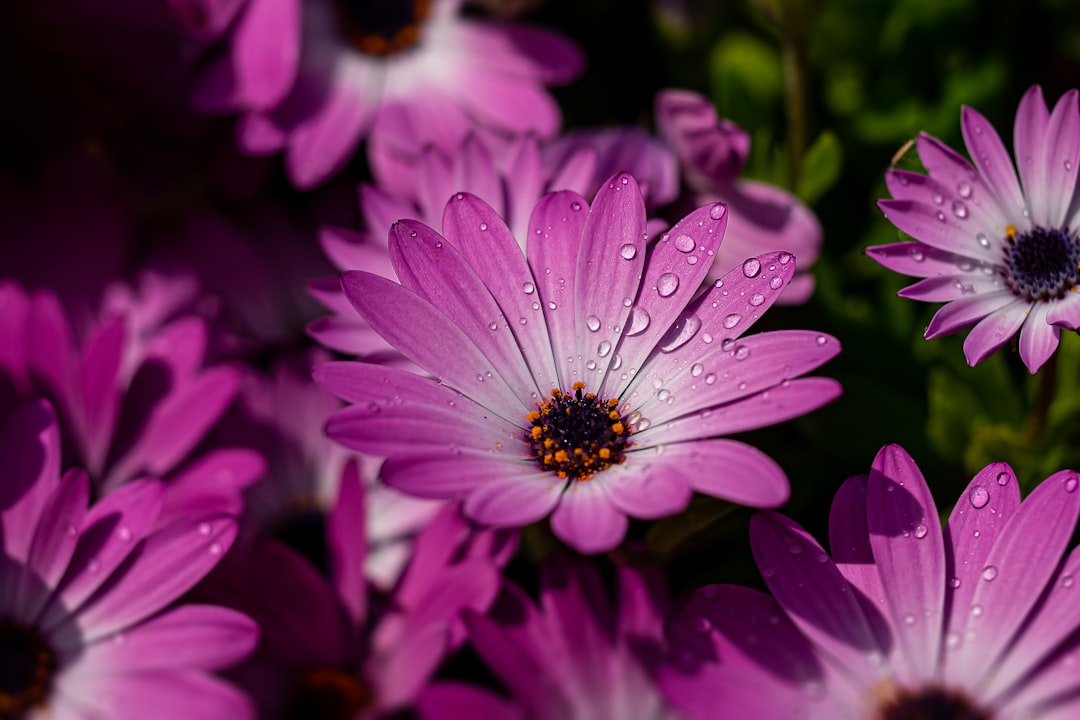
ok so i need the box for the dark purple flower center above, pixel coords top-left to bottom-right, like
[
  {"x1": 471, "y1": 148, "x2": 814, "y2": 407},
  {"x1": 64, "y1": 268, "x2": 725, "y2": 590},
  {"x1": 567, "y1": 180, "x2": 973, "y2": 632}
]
[
  {"x1": 1001, "y1": 224, "x2": 1080, "y2": 302},
  {"x1": 877, "y1": 684, "x2": 992, "y2": 720},
  {"x1": 334, "y1": 0, "x2": 430, "y2": 56},
  {"x1": 0, "y1": 618, "x2": 55, "y2": 717},
  {"x1": 525, "y1": 382, "x2": 632, "y2": 480},
  {"x1": 288, "y1": 667, "x2": 373, "y2": 720}
]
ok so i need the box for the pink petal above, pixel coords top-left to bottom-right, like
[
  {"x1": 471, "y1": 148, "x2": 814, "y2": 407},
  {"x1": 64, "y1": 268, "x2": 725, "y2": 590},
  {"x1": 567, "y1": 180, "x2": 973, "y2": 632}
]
[
  {"x1": 463, "y1": 474, "x2": 564, "y2": 527},
  {"x1": 924, "y1": 290, "x2": 1019, "y2": 338},
  {"x1": 78, "y1": 318, "x2": 124, "y2": 476},
  {"x1": 866, "y1": 444, "x2": 946, "y2": 681},
  {"x1": 915, "y1": 132, "x2": 1011, "y2": 231},
  {"x1": 382, "y1": 451, "x2": 536, "y2": 499},
  {"x1": 502, "y1": 135, "x2": 545, "y2": 242},
  {"x1": 867, "y1": 241, "x2": 986, "y2": 279},
  {"x1": 884, "y1": 169, "x2": 1004, "y2": 245},
  {"x1": 0, "y1": 400, "x2": 62, "y2": 562},
  {"x1": 470, "y1": 22, "x2": 583, "y2": 83},
  {"x1": 372, "y1": 620, "x2": 449, "y2": 708},
  {"x1": 19, "y1": 469, "x2": 89, "y2": 618},
  {"x1": 371, "y1": 92, "x2": 471, "y2": 157},
  {"x1": 962, "y1": 299, "x2": 1029, "y2": 365},
  {"x1": 451, "y1": 136, "x2": 502, "y2": 210},
  {"x1": 750, "y1": 512, "x2": 885, "y2": 685},
  {"x1": 328, "y1": 460, "x2": 367, "y2": 626},
  {"x1": 961, "y1": 105, "x2": 1026, "y2": 225},
  {"x1": 1018, "y1": 302, "x2": 1061, "y2": 373},
  {"x1": 877, "y1": 199, "x2": 998, "y2": 261},
  {"x1": 598, "y1": 461, "x2": 692, "y2": 519},
  {"x1": 157, "y1": 448, "x2": 266, "y2": 527},
  {"x1": 56, "y1": 670, "x2": 254, "y2": 720},
  {"x1": 232, "y1": 0, "x2": 300, "y2": 109},
  {"x1": 899, "y1": 274, "x2": 1003, "y2": 303},
  {"x1": 1013, "y1": 85, "x2": 1051, "y2": 226},
  {"x1": 549, "y1": 480, "x2": 628, "y2": 554},
  {"x1": 1046, "y1": 290, "x2": 1080, "y2": 329},
  {"x1": 451, "y1": 68, "x2": 561, "y2": 137},
  {"x1": 526, "y1": 190, "x2": 590, "y2": 388},
  {"x1": 636, "y1": 439, "x2": 786, "y2": 508},
  {"x1": 1039, "y1": 89, "x2": 1080, "y2": 226}
]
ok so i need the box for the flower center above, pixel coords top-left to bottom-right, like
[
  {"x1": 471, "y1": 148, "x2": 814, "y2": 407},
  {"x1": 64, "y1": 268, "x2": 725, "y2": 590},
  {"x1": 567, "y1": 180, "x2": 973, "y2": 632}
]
[
  {"x1": 287, "y1": 667, "x2": 373, "y2": 720},
  {"x1": 876, "y1": 683, "x2": 992, "y2": 720},
  {"x1": 334, "y1": 0, "x2": 430, "y2": 56},
  {"x1": 0, "y1": 618, "x2": 56, "y2": 717},
  {"x1": 1001, "y1": 224, "x2": 1080, "y2": 302},
  {"x1": 525, "y1": 382, "x2": 632, "y2": 480}
]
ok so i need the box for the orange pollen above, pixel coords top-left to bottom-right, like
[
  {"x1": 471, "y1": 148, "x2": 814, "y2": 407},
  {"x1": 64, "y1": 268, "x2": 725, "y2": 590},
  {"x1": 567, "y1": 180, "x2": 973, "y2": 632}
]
[{"x1": 524, "y1": 384, "x2": 632, "y2": 480}]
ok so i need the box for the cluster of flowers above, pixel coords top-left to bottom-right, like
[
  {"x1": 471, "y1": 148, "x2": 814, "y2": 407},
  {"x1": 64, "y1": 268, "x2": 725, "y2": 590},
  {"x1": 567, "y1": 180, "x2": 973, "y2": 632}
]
[{"x1": 4, "y1": 0, "x2": 1080, "y2": 717}]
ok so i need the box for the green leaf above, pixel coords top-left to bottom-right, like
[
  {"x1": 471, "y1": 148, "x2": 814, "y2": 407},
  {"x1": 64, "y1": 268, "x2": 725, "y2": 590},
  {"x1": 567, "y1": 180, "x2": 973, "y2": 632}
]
[{"x1": 796, "y1": 130, "x2": 842, "y2": 204}]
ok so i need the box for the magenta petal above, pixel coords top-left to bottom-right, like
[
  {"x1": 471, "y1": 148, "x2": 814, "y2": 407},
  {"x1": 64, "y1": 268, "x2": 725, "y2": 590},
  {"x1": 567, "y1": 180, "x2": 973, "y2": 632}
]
[
  {"x1": 463, "y1": 474, "x2": 563, "y2": 527},
  {"x1": 924, "y1": 290, "x2": 1018, "y2": 339},
  {"x1": 329, "y1": 460, "x2": 367, "y2": 626},
  {"x1": 961, "y1": 105, "x2": 1027, "y2": 224},
  {"x1": 575, "y1": 172, "x2": 649, "y2": 385},
  {"x1": 440, "y1": 194, "x2": 559, "y2": 389},
  {"x1": 499, "y1": 24, "x2": 584, "y2": 83},
  {"x1": 232, "y1": 0, "x2": 300, "y2": 108},
  {"x1": 539, "y1": 555, "x2": 614, "y2": 674},
  {"x1": 642, "y1": 439, "x2": 788, "y2": 508},
  {"x1": 57, "y1": 670, "x2": 254, "y2": 720},
  {"x1": 453, "y1": 69, "x2": 561, "y2": 137},
  {"x1": 946, "y1": 469, "x2": 1080, "y2": 688},
  {"x1": 373, "y1": 620, "x2": 449, "y2": 708},
  {"x1": 526, "y1": 190, "x2": 590, "y2": 387},
  {"x1": 340, "y1": 270, "x2": 523, "y2": 420},
  {"x1": 382, "y1": 451, "x2": 533, "y2": 499},
  {"x1": 1046, "y1": 291, "x2": 1080, "y2": 329},
  {"x1": 74, "y1": 515, "x2": 237, "y2": 642},
  {"x1": 1014, "y1": 85, "x2": 1050, "y2": 225},
  {"x1": 899, "y1": 275, "x2": 1002, "y2": 303},
  {"x1": 866, "y1": 444, "x2": 946, "y2": 681},
  {"x1": 84, "y1": 604, "x2": 257, "y2": 671},
  {"x1": 0, "y1": 400, "x2": 62, "y2": 562},
  {"x1": 828, "y1": 475, "x2": 891, "y2": 636},
  {"x1": 503, "y1": 135, "x2": 545, "y2": 241},
  {"x1": 157, "y1": 448, "x2": 266, "y2": 527},
  {"x1": 962, "y1": 299, "x2": 1029, "y2": 366},
  {"x1": 401, "y1": 560, "x2": 501, "y2": 651},
  {"x1": 750, "y1": 512, "x2": 884, "y2": 685},
  {"x1": 655, "y1": 88, "x2": 749, "y2": 188},
  {"x1": 915, "y1": 132, "x2": 1010, "y2": 230},
  {"x1": 78, "y1": 318, "x2": 124, "y2": 475},
  {"x1": 1018, "y1": 303, "x2": 1061, "y2": 373},
  {"x1": 415, "y1": 682, "x2": 523, "y2": 720},
  {"x1": 600, "y1": 462, "x2": 692, "y2": 519},
  {"x1": 549, "y1": 480, "x2": 628, "y2": 554},
  {"x1": 20, "y1": 469, "x2": 89, "y2": 618}
]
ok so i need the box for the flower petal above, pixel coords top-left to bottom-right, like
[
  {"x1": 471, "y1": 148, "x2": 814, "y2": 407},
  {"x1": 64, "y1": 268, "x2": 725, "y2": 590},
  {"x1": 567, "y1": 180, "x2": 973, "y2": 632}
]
[
  {"x1": 924, "y1": 290, "x2": 1018, "y2": 339},
  {"x1": 1039, "y1": 89, "x2": 1080, "y2": 226},
  {"x1": 867, "y1": 241, "x2": 989, "y2": 279},
  {"x1": 463, "y1": 473, "x2": 564, "y2": 527},
  {"x1": 641, "y1": 439, "x2": 788, "y2": 508},
  {"x1": 961, "y1": 105, "x2": 1026, "y2": 225},
  {"x1": 415, "y1": 682, "x2": 523, "y2": 720},
  {"x1": 598, "y1": 460, "x2": 693, "y2": 519},
  {"x1": 1046, "y1": 290, "x2": 1080, "y2": 329},
  {"x1": 962, "y1": 299, "x2": 1029, "y2": 366},
  {"x1": 0, "y1": 400, "x2": 62, "y2": 562},
  {"x1": 1018, "y1": 302, "x2": 1060, "y2": 373},
  {"x1": 1014, "y1": 85, "x2": 1051, "y2": 226},
  {"x1": 382, "y1": 451, "x2": 535, "y2": 499},
  {"x1": 329, "y1": 460, "x2": 367, "y2": 626},
  {"x1": 549, "y1": 480, "x2": 628, "y2": 554},
  {"x1": 877, "y1": 199, "x2": 997, "y2": 261},
  {"x1": 915, "y1": 132, "x2": 1011, "y2": 232}
]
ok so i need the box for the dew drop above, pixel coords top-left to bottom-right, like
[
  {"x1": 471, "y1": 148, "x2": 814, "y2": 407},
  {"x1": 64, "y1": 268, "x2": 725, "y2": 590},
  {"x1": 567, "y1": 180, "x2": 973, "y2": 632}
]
[
  {"x1": 910, "y1": 247, "x2": 925, "y2": 262},
  {"x1": 479, "y1": 222, "x2": 488, "y2": 231},
  {"x1": 982, "y1": 565, "x2": 998, "y2": 581},
  {"x1": 946, "y1": 632, "x2": 961, "y2": 649},
  {"x1": 488, "y1": 321, "x2": 498, "y2": 331},
  {"x1": 656, "y1": 273, "x2": 680, "y2": 297},
  {"x1": 936, "y1": 210, "x2": 947, "y2": 222},
  {"x1": 117, "y1": 526, "x2": 133, "y2": 542},
  {"x1": 657, "y1": 389, "x2": 671, "y2": 401},
  {"x1": 931, "y1": 192, "x2": 944, "y2": 205},
  {"x1": 658, "y1": 314, "x2": 702, "y2": 353},
  {"x1": 570, "y1": 201, "x2": 582, "y2": 211},
  {"x1": 1067, "y1": 160, "x2": 1075, "y2": 172},
  {"x1": 1065, "y1": 475, "x2": 1079, "y2": 493},
  {"x1": 701, "y1": 333, "x2": 713, "y2": 344},
  {"x1": 519, "y1": 317, "x2": 527, "y2": 325},
  {"x1": 209, "y1": 542, "x2": 223, "y2": 555},
  {"x1": 952, "y1": 201, "x2": 969, "y2": 219},
  {"x1": 548, "y1": 301, "x2": 557, "y2": 310},
  {"x1": 903, "y1": 613, "x2": 916, "y2": 626},
  {"x1": 723, "y1": 313, "x2": 742, "y2": 329},
  {"x1": 761, "y1": 566, "x2": 776, "y2": 579},
  {"x1": 957, "y1": 181, "x2": 972, "y2": 198},
  {"x1": 742, "y1": 258, "x2": 762, "y2": 278},
  {"x1": 815, "y1": 335, "x2": 828, "y2": 346},
  {"x1": 610, "y1": 353, "x2": 622, "y2": 369},
  {"x1": 198, "y1": 522, "x2": 212, "y2": 536},
  {"x1": 686, "y1": 255, "x2": 699, "y2": 265},
  {"x1": 65, "y1": 523, "x2": 77, "y2": 538},
  {"x1": 586, "y1": 360, "x2": 597, "y2": 370},
  {"x1": 976, "y1": 233, "x2": 991, "y2": 249},
  {"x1": 691, "y1": 363, "x2": 704, "y2": 377},
  {"x1": 620, "y1": 244, "x2": 638, "y2": 260},
  {"x1": 597, "y1": 340, "x2": 612, "y2": 357},
  {"x1": 913, "y1": 524, "x2": 928, "y2": 539},
  {"x1": 949, "y1": 577, "x2": 961, "y2": 589},
  {"x1": 734, "y1": 345, "x2": 750, "y2": 360},
  {"x1": 585, "y1": 315, "x2": 601, "y2": 332},
  {"x1": 522, "y1": 281, "x2": 535, "y2": 294},
  {"x1": 709, "y1": 203, "x2": 724, "y2": 220},
  {"x1": 769, "y1": 276, "x2": 784, "y2": 290},
  {"x1": 996, "y1": 471, "x2": 1010, "y2": 486},
  {"x1": 748, "y1": 292, "x2": 765, "y2": 307},
  {"x1": 968, "y1": 485, "x2": 990, "y2": 509},
  {"x1": 704, "y1": 373, "x2": 716, "y2": 385},
  {"x1": 625, "y1": 307, "x2": 651, "y2": 336},
  {"x1": 971, "y1": 604, "x2": 984, "y2": 617},
  {"x1": 88, "y1": 558, "x2": 101, "y2": 573},
  {"x1": 691, "y1": 616, "x2": 712, "y2": 633},
  {"x1": 1063, "y1": 575, "x2": 1075, "y2": 589},
  {"x1": 788, "y1": 540, "x2": 804, "y2": 555},
  {"x1": 778, "y1": 252, "x2": 792, "y2": 265},
  {"x1": 674, "y1": 234, "x2": 695, "y2": 252}
]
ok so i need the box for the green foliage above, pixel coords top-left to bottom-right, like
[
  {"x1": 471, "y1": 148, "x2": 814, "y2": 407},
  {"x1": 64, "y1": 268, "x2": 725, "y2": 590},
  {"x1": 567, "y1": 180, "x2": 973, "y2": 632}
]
[{"x1": 796, "y1": 130, "x2": 841, "y2": 204}]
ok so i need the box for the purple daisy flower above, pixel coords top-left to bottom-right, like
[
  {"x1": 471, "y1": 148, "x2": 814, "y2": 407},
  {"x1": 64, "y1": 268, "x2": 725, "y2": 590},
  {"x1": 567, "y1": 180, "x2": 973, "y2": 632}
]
[
  {"x1": 315, "y1": 174, "x2": 841, "y2": 554},
  {"x1": 419, "y1": 555, "x2": 678, "y2": 720},
  {"x1": 662, "y1": 444, "x2": 1080, "y2": 719},
  {"x1": 870, "y1": 86, "x2": 1080, "y2": 373},
  {"x1": 0, "y1": 400, "x2": 255, "y2": 718},
  {"x1": 656, "y1": 89, "x2": 824, "y2": 304},
  {"x1": 198, "y1": 463, "x2": 512, "y2": 719},
  {"x1": 193, "y1": 0, "x2": 583, "y2": 188}
]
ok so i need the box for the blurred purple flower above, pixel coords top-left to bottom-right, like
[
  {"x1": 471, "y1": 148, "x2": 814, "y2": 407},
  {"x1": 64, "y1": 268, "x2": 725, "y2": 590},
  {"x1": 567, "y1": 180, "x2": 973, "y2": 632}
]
[
  {"x1": 194, "y1": 0, "x2": 583, "y2": 188},
  {"x1": 663, "y1": 444, "x2": 1080, "y2": 719},
  {"x1": 0, "y1": 276, "x2": 262, "y2": 521},
  {"x1": 311, "y1": 130, "x2": 675, "y2": 357},
  {"x1": 315, "y1": 175, "x2": 840, "y2": 554},
  {"x1": 198, "y1": 463, "x2": 514, "y2": 719},
  {"x1": 419, "y1": 555, "x2": 678, "y2": 720},
  {"x1": 656, "y1": 89, "x2": 823, "y2": 304},
  {"x1": 0, "y1": 400, "x2": 255, "y2": 718},
  {"x1": 870, "y1": 86, "x2": 1080, "y2": 373}
]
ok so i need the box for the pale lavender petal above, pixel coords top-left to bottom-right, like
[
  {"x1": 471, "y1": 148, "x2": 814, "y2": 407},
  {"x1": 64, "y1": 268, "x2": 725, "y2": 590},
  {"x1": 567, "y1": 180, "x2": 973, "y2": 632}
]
[
  {"x1": 945, "y1": 469, "x2": 1080, "y2": 688},
  {"x1": 357, "y1": 187, "x2": 411, "y2": 255},
  {"x1": 1018, "y1": 302, "x2": 1061, "y2": 373},
  {"x1": 314, "y1": 359, "x2": 461, "y2": 407},
  {"x1": 526, "y1": 190, "x2": 590, "y2": 388},
  {"x1": 415, "y1": 682, "x2": 524, "y2": 720},
  {"x1": 915, "y1": 132, "x2": 1011, "y2": 231},
  {"x1": 463, "y1": 474, "x2": 564, "y2": 527},
  {"x1": 575, "y1": 172, "x2": 649, "y2": 385},
  {"x1": 867, "y1": 241, "x2": 989, "y2": 279},
  {"x1": 884, "y1": 169, "x2": 1003, "y2": 246},
  {"x1": 340, "y1": 271, "x2": 523, "y2": 420},
  {"x1": 0, "y1": 400, "x2": 62, "y2": 562},
  {"x1": 80, "y1": 605, "x2": 257, "y2": 671},
  {"x1": 502, "y1": 135, "x2": 545, "y2": 241},
  {"x1": 599, "y1": 461, "x2": 693, "y2": 519},
  {"x1": 962, "y1": 299, "x2": 1029, "y2": 366},
  {"x1": 655, "y1": 88, "x2": 749, "y2": 189},
  {"x1": 441, "y1": 194, "x2": 559, "y2": 389},
  {"x1": 604, "y1": 201, "x2": 727, "y2": 396},
  {"x1": 232, "y1": 0, "x2": 300, "y2": 109},
  {"x1": 635, "y1": 377, "x2": 842, "y2": 446},
  {"x1": 452, "y1": 136, "x2": 502, "y2": 208},
  {"x1": 942, "y1": 462, "x2": 1020, "y2": 655},
  {"x1": 877, "y1": 199, "x2": 998, "y2": 262},
  {"x1": 549, "y1": 480, "x2": 628, "y2": 554},
  {"x1": 382, "y1": 451, "x2": 536, "y2": 498},
  {"x1": 372, "y1": 92, "x2": 471, "y2": 157},
  {"x1": 961, "y1": 105, "x2": 1027, "y2": 224},
  {"x1": 1040, "y1": 89, "x2": 1080, "y2": 226},
  {"x1": 899, "y1": 274, "x2": 1003, "y2": 302},
  {"x1": 547, "y1": 144, "x2": 597, "y2": 197},
  {"x1": 750, "y1": 512, "x2": 885, "y2": 685},
  {"x1": 56, "y1": 670, "x2": 253, "y2": 720},
  {"x1": 632, "y1": 439, "x2": 787, "y2": 508},
  {"x1": 451, "y1": 68, "x2": 561, "y2": 137},
  {"x1": 1014, "y1": 85, "x2": 1050, "y2": 226},
  {"x1": 1046, "y1": 291, "x2": 1080, "y2": 329},
  {"x1": 329, "y1": 460, "x2": 367, "y2": 626},
  {"x1": 866, "y1": 444, "x2": 945, "y2": 681},
  {"x1": 924, "y1": 290, "x2": 1018, "y2": 338}
]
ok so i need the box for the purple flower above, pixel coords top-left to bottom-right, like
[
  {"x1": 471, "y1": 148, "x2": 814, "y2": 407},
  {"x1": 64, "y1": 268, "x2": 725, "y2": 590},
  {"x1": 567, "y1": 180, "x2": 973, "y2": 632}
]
[
  {"x1": 0, "y1": 276, "x2": 262, "y2": 523},
  {"x1": 870, "y1": 86, "x2": 1080, "y2": 373},
  {"x1": 316, "y1": 174, "x2": 841, "y2": 554},
  {"x1": 0, "y1": 400, "x2": 255, "y2": 718},
  {"x1": 198, "y1": 463, "x2": 512, "y2": 719},
  {"x1": 419, "y1": 556, "x2": 677, "y2": 720},
  {"x1": 662, "y1": 444, "x2": 1080, "y2": 719},
  {"x1": 194, "y1": 0, "x2": 583, "y2": 188},
  {"x1": 656, "y1": 89, "x2": 823, "y2": 304}
]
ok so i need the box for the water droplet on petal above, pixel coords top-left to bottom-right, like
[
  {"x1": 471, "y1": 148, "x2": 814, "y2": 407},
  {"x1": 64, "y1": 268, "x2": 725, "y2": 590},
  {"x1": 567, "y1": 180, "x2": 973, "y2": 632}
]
[
  {"x1": 65, "y1": 523, "x2": 77, "y2": 538},
  {"x1": 585, "y1": 315, "x2": 601, "y2": 332},
  {"x1": 976, "y1": 233, "x2": 991, "y2": 249},
  {"x1": 778, "y1": 252, "x2": 792, "y2": 265},
  {"x1": 620, "y1": 244, "x2": 638, "y2": 260},
  {"x1": 1063, "y1": 575, "x2": 1075, "y2": 588},
  {"x1": 209, "y1": 542, "x2": 223, "y2": 555},
  {"x1": 709, "y1": 204, "x2": 724, "y2": 220},
  {"x1": 742, "y1": 258, "x2": 762, "y2": 278},
  {"x1": 479, "y1": 222, "x2": 488, "y2": 231},
  {"x1": 952, "y1": 201, "x2": 968, "y2": 219},
  {"x1": 656, "y1": 273, "x2": 680, "y2": 297},
  {"x1": 949, "y1": 577, "x2": 961, "y2": 589},
  {"x1": 903, "y1": 613, "x2": 916, "y2": 626},
  {"x1": 968, "y1": 485, "x2": 990, "y2": 508},
  {"x1": 198, "y1": 522, "x2": 212, "y2": 536},
  {"x1": 522, "y1": 282, "x2": 535, "y2": 294},
  {"x1": 996, "y1": 471, "x2": 1010, "y2": 486},
  {"x1": 488, "y1": 321, "x2": 498, "y2": 331},
  {"x1": 691, "y1": 363, "x2": 704, "y2": 377},
  {"x1": 1067, "y1": 160, "x2": 1074, "y2": 172},
  {"x1": 913, "y1": 524, "x2": 928, "y2": 539},
  {"x1": 788, "y1": 540, "x2": 804, "y2": 555},
  {"x1": 88, "y1": 558, "x2": 101, "y2": 573},
  {"x1": 625, "y1": 307, "x2": 651, "y2": 336},
  {"x1": 982, "y1": 565, "x2": 998, "y2": 581},
  {"x1": 570, "y1": 201, "x2": 583, "y2": 211},
  {"x1": 931, "y1": 192, "x2": 944, "y2": 205},
  {"x1": 658, "y1": 314, "x2": 702, "y2": 353},
  {"x1": 674, "y1": 234, "x2": 695, "y2": 252},
  {"x1": 734, "y1": 345, "x2": 750, "y2": 360},
  {"x1": 957, "y1": 181, "x2": 972, "y2": 198},
  {"x1": 704, "y1": 373, "x2": 716, "y2": 385},
  {"x1": 769, "y1": 276, "x2": 784, "y2": 290},
  {"x1": 910, "y1": 247, "x2": 925, "y2": 262},
  {"x1": 691, "y1": 616, "x2": 712, "y2": 633},
  {"x1": 971, "y1": 604, "x2": 984, "y2": 617},
  {"x1": 748, "y1": 292, "x2": 765, "y2": 307},
  {"x1": 597, "y1": 340, "x2": 612, "y2": 358},
  {"x1": 723, "y1": 313, "x2": 741, "y2": 329},
  {"x1": 936, "y1": 210, "x2": 947, "y2": 221},
  {"x1": 815, "y1": 335, "x2": 828, "y2": 346},
  {"x1": 117, "y1": 526, "x2": 132, "y2": 542},
  {"x1": 1065, "y1": 475, "x2": 1079, "y2": 493}
]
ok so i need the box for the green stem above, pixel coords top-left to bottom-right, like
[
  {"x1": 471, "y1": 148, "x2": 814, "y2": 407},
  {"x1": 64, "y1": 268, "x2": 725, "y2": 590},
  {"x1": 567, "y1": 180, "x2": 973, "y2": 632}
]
[
  {"x1": 781, "y1": 28, "x2": 808, "y2": 188},
  {"x1": 1025, "y1": 349, "x2": 1059, "y2": 443}
]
